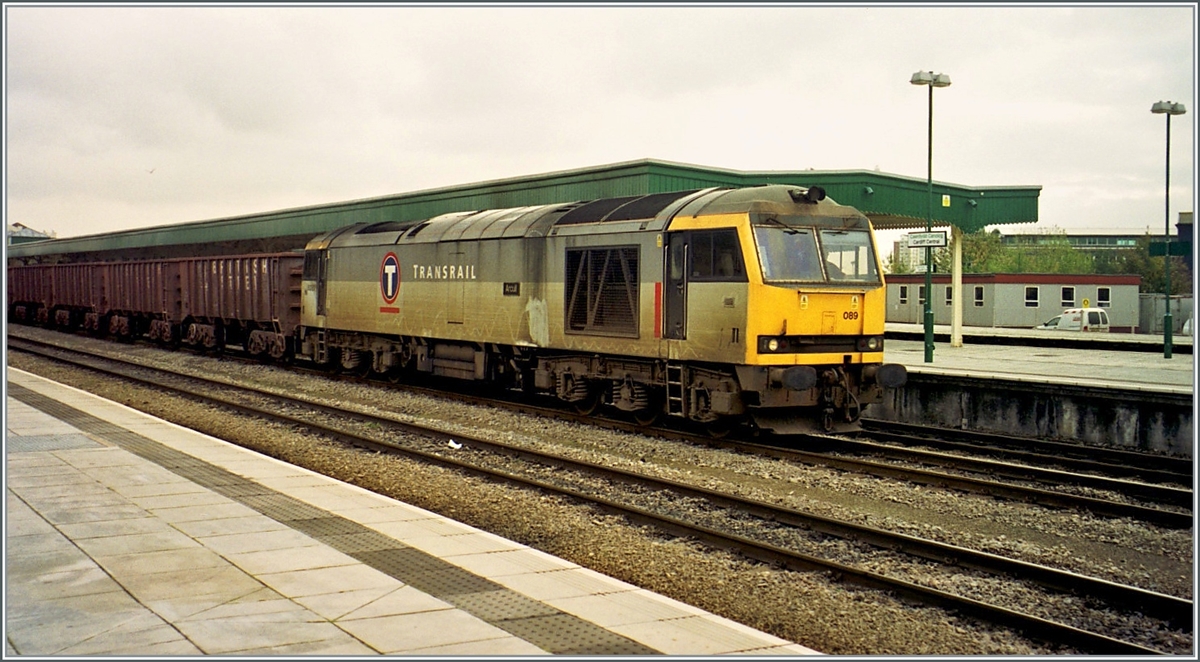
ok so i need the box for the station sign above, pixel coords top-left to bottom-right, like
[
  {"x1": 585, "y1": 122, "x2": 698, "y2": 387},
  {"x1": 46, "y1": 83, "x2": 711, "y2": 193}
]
[{"x1": 908, "y1": 231, "x2": 948, "y2": 248}]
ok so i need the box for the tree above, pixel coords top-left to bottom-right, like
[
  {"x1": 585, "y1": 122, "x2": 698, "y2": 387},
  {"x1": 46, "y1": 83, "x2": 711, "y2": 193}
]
[
  {"x1": 931, "y1": 229, "x2": 1006, "y2": 273},
  {"x1": 883, "y1": 250, "x2": 913, "y2": 274}
]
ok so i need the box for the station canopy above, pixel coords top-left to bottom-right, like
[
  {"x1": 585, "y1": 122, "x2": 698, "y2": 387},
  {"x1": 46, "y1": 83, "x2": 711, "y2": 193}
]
[{"x1": 7, "y1": 159, "x2": 1040, "y2": 264}]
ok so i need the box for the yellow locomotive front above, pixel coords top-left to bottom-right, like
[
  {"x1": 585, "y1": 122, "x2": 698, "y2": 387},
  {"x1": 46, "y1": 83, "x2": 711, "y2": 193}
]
[{"x1": 669, "y1": 186, "x2": 907, "y2": 433}]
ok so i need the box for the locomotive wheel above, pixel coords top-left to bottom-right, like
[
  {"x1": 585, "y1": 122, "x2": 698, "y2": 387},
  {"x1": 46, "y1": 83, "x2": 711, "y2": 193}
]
[
  {"x1": 705, "y1": 421, "x2": 732, "y2": 438},
  {"x1": 632, "y1": 407, "x2": 660, "y2": 427},
  {"x1": 572, "y1": 388, "x2": 601, "y2": 416}
]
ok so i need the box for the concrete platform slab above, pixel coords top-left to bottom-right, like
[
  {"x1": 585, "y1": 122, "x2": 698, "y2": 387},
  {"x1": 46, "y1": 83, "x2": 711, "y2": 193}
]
[{"x1": 5, "y1": 368, "x2": 819, "y2": 656}]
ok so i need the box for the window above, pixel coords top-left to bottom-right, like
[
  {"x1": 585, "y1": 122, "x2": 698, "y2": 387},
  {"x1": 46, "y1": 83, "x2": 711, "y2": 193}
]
[
  {"x1": 303, "y1": 250, "x2": 330, "y2": 316},
  {"x1": 753, "y1": 224, "x2": 879, "y2": 283},
  {"x1": 689, "y1": 230, "x2": 746, "y2": 282},
  {"x1": 1061, "y1": 286, "x2": 1075, "y2": 308},
  {"x1": 565, "y1": 246, "x2": 640, "y2": 337},
  {"x1": 1025, "y1": 286, "x2": 1039, "y2": 308},
  {"x1": 918, "y1": 286, "x2": 927, "y2": 305},
  {"x1": 974, "y1": 286, "x2": 984, "y2": 307},
  {"x1": 944, "y1": 286, "x2": 953, "y2": 306},
  {"x1": 898, "y1": 285, "x2": 909, "y2": 304},
  {"x1": 1097, "y1": 287, "x2": 1111, "y2": 308},
  {"x1": 819, "y1": 229, "x2": 880, "y2": 282},
  {"x1": 754, "y1": 226, "x2": 823, "y2": 282},
  {"x1": 303, "y1": 251, "x2": 322, "y2": 280}
]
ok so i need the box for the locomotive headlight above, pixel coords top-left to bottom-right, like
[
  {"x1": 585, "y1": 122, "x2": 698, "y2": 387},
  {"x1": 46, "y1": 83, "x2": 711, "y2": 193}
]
[
  {"x1": 766, "y1": 338, "x2": 780, "y2": 352},
  {"x1": 856, "y1": 336, "x2": 883, "y2": 351}
]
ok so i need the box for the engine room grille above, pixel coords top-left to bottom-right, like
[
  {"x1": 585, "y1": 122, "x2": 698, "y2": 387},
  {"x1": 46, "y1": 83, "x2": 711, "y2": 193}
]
[{"x1": 565, "y1": 246, "x2": 639, "y2": 337}]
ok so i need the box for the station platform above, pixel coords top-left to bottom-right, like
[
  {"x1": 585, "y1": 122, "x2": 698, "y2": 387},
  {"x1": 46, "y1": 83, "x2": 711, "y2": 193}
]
[
  {"x1": 5, "y1": 368, "x2": 817, "y2": 656},
  {"x1": 885, "y1": 324, "x2": 1194, "y2": 396}
]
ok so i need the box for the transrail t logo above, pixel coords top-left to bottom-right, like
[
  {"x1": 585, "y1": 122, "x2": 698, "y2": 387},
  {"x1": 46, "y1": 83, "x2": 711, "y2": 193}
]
[{"x1": 379, "y1": 253, "x2": 400, "y2": 308}]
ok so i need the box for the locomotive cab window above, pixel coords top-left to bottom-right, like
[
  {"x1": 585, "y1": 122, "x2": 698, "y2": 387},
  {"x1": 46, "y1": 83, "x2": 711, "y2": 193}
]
[
  {"x1": 304, "y1": 249, "x2": 330, "y2": 316},
  {"x1": 820, "y1": 230, "x2": 879, "y2": 283},
  {"x1": 753, "y1": 220, "x2": 879, "y2": 284},
  {"x1": 754, "y1": 226, "x2": 822, "y2": 282},
  {"x1": 303, "y1": 251, "x2": 321, "y2": 280},
  {"x1": 689, "y1": 230, "x2": 747, "y2": 282}
]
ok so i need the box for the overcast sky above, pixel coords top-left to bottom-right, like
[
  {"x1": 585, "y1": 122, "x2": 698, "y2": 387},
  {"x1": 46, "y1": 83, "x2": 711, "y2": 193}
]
[{"x1": 5, "y1": 3, "x2": 1196, "y2": 251}]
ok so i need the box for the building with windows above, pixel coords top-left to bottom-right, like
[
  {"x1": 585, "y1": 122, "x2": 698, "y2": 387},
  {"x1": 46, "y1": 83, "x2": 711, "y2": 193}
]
[
  {"x1": 885, "y1": 273, "x2": 1141, "y2": 332},
  {"x1": 999, "y1": 233, "x2": 1141, "y2": 250}
]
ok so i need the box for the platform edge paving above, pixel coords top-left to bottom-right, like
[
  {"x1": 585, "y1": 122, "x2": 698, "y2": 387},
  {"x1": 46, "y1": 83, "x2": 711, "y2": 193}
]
[{"x1": 6, "y1": 371, "x2": 818, "y2": 655}]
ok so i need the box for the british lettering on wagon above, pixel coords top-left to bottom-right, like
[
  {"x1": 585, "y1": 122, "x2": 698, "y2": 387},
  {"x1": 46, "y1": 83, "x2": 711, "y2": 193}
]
[{"x1": 411, "y1": 264, "x2": 477, "y2": 280}]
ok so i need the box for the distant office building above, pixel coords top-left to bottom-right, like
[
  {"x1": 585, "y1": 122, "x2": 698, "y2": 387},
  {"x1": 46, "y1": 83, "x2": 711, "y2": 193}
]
[
  {"x1": 998, "y1": 212, "x2": 1192, "y2": 268},
  {"x1": 999, "y1": 233, "x2": 1140, "y2": 250},
  {"x1": 891, "y1": 233, "x2": 928, "y2": 272}
]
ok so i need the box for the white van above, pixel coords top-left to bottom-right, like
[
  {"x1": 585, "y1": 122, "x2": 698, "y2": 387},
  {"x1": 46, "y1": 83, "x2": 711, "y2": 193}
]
[{"x1": 1035, "y1": 308, "x2": 1110, "y2": 332}]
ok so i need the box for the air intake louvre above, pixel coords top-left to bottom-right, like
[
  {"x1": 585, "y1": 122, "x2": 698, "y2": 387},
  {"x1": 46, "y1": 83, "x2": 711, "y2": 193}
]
[{"x1": 564, "y1": 246, "x2": 639, "y2": 337}]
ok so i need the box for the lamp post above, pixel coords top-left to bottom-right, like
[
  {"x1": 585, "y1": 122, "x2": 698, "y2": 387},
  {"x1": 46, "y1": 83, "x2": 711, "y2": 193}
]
[
  {"x1": 911, "y1": 70, "x2": 950, "y2": 363},
  {"x1": 1151, "y1": 100, "x2": 1186, "y2": 359}
]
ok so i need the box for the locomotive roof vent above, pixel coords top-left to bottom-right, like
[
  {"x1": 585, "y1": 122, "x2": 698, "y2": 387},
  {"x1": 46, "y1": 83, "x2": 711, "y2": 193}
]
[
  {"x1": 554, "y1": 189, "x2": 702, "y2": 226},
  {"x1": 789, "y1": 186, "x2": 826, "y2": 204}
]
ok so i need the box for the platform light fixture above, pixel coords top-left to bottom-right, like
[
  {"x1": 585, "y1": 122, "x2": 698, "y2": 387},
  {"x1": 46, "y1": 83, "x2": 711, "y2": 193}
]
[
  {"x1": 1151, "y1": 100, "x2": 1186, "y2": 359},
  {"x1": 911, "y1": 70, "x2": 951, "y2": 363}
]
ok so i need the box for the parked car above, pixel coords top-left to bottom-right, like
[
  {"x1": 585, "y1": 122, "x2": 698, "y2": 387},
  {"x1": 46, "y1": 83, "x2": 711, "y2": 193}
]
[{"x1": 1035, "y1": 307, "x2": 1110, "y2": 332}]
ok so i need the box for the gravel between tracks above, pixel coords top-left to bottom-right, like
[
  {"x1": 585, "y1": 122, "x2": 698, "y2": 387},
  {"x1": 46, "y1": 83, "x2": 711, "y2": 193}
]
[{"x1": 7, "y1": 328, "x2": 1194, "y2": 655}]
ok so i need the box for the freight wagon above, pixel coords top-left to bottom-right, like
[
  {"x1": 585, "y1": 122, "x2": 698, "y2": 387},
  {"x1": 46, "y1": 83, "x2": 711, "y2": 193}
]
[{"x1": 9, "y1": 254, "x2": 303, "y2": 359}]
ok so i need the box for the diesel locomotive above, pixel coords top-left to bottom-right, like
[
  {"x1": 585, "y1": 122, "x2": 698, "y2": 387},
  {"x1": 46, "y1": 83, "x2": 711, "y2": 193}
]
[{"x1": 9, "y1": 184, "x2": 906, "y2": 433}]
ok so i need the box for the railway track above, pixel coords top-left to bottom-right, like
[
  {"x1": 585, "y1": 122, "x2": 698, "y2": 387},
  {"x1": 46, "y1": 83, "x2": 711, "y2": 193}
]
[
  {"x1": 10, "y1": 329, "x2": 1193, "y2": 527},
  {"x1": 291, "y1": 351, "x2": 1195, "y2": 527},
  {"x1": 8, "y1": 336, "x2": 1191, "y2": 655},
  {"x1": 350, "y1": 373, "x2": 1195, "y2": 528},
  {"x1": 793, "y1": 436, "x2": 1193, "y2": 517},
  {"x1": 859, "y1": 419, "x2": 1193, "y2": 486}
]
